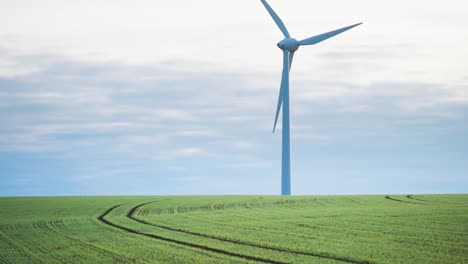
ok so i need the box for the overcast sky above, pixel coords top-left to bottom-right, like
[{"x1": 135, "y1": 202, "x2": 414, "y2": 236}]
[{"x1": 1, "y1": 0, "x2": 467, "y2": 196}]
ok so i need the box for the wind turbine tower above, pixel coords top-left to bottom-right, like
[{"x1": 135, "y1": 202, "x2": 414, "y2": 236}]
[{"x1": 259, "y1": 0, "x2": 362, "y2": 195}]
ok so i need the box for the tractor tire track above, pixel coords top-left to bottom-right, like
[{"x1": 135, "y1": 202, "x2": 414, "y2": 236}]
[
  {"x1": 28, "y1": 224, "x2": 69, "y2": 264},
  {"x1": 384, "y1": 196, "x2": 421, "y2": 204},
  {"x1": 405, "y1": 195, "x2": 460, "y2": 205},
  {"x1": 98, "y1": 204, "x2": 286, "y2": 264},
  {"x1": 127, "y1": 201, "x2": 372, "y2": 264},
  {"x1": 405, "y1": 195, "x2": 441, "y2": 204},
  {"x1": 0, "y1": 231, "x2": 44, "y2": 264},
  {"x1": 46, "y1": 221, "x2": 134, "y2": 263}
]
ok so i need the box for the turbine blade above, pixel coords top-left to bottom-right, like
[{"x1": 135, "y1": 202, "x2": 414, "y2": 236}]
[
  {"x1": 260, "y1": 0, "x2": 291, "y2": 38},
  {"x1": 289, "y1": 52, "x2": 294, "y2": 72},
  {"x1": 298, "y1": 22, "x2": 362, "y2": 46},
  {"x1": 273, "y1": 50, "x2": 290, "y2": 133}
]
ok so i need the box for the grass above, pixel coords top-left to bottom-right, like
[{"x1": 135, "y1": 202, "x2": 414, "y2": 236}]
[{"x1": 0, "y1": 195, "x2": 467, "y2": 263}]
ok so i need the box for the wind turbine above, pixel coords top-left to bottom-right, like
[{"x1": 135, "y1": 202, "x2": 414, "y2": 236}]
[{"x1": 260, "y1": 0, "x2": 362, "y2": 195}]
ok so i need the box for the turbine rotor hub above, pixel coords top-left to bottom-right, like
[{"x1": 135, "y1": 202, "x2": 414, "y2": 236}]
[{"x1": 277, "y1": 38, "x2": 299, "y2": 52}]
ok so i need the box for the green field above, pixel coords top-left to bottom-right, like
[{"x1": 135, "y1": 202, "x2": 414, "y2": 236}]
[{"x1": 0, "y1": 195, "x2": 467, "y2": 263}]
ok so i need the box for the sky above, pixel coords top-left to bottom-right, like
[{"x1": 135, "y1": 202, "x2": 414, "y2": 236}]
[{"x1": 1, "y1": 0, "x2": 467, "y2": 196}]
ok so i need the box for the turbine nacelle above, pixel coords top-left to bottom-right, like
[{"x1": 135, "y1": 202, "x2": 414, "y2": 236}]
[{"x1": 277, "y1": 38, "x2": 299, "y2": 52}]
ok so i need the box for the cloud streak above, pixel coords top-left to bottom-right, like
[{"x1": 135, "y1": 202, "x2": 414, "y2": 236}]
[
  {"x1": 1, "y1": 47, "x2": 467, "y2": 154},
  {"x1": 0, "y1": 43, "x2": 467, "y2": 195}
]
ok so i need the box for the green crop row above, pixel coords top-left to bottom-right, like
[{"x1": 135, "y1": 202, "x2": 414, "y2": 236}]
[{"x1": 0, "y1": 195, "x2": 467, "y2": 263}]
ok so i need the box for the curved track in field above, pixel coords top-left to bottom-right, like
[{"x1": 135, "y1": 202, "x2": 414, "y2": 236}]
[
  {"x1": 406, "y1": 195, "x2": 426, "y2": 202},
  {"x1": 0, "y1": 231, "x2": 44, "y2": 264},
  {"x1": 46, "y1": 223, "x2": 131, "y2": 263},
  {"x1": 384, "y1": 195, "x2": 421, "y2": 204},
  {"x1": 125, "y1": 201, "x2": 372, "y2": 264},
  {"x1": 1, "y1": 219, "x2": 138, "y2": 264},
  {"x1": 405, "y1": 195, "x2": 462, "y2": 205},
  {"x1": 97, "y1": 204, "x2": 287, "y2": 264}
]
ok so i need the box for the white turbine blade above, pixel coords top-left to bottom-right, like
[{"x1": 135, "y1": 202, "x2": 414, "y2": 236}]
[
  {"x1": 298, "y1": 22, "x2": 362, "y2": 46},
  {"x1": 273, "y1": 50, "x2": 290, "y2": 133},
  {"x1": 260, "y1": 0, "x2": 291, "y2": 38}
]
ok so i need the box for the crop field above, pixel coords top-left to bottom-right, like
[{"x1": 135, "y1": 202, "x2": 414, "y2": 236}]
[{"x1": 0, "y1": 195, "x2": 467, "y2": 263}]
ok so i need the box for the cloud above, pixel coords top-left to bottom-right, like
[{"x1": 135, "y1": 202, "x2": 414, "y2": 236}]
[
  {"x1": 217, "y1": 161, "x2": 272, "y2": 169},
  {"x1": 1, "y1": 47, "x2": 467, "y2": 157},
  {"x1": 158, "y1": 148, "x2": 205, "y2": 160},
  {"x1": 175, "y1": 129, "x2": 217, "y2": 137},
  {"x1": 1, "y1": 46, "x2": 467, "y2": 196},
  {"x1": 72, "y1": 168, "x2": 133, "y2": 182}
]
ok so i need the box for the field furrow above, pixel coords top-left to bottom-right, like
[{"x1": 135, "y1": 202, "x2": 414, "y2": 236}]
[
  {"x1": 1, "y1": 195, "x2": 467, "y2": 263},
  {"x1": 127, "y1": 201, "x2": 370, "y2": 264},
  {"x1": 0, "y1": 231, "x2": 44, "y2": 264},
  {"x1": 98, "y1": 204, "x2": 287, "y2": 264}
]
